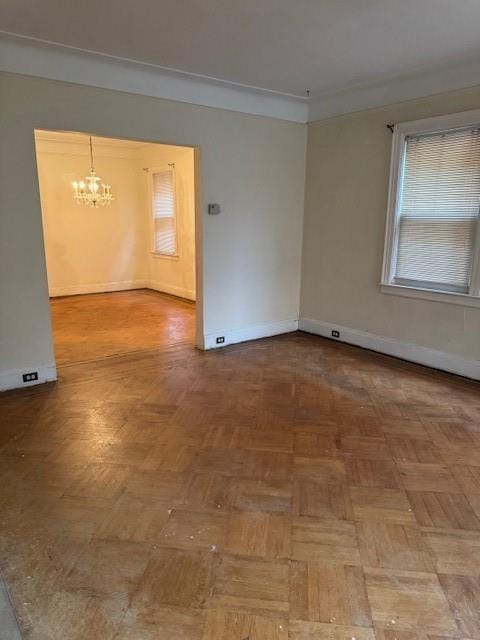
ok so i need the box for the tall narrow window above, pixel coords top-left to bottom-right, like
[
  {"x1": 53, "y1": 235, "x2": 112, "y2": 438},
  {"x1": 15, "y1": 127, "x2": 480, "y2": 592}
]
[
  {"x1": 383, "y1": 112, "x2": 480, "y2": 303},
  {"x1": 152, "y1": 168, "x2": 177, "y2": 256}
]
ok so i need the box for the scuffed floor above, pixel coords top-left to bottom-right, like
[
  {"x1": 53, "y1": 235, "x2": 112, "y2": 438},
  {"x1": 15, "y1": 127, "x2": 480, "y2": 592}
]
[
  {"x1": 50, "y1": 289, "x2": 195, "y2": 365},
  {"x1": 0, "y1": 575, "x2": 22, "y2": 640},
  {"x1": 1, "y1": 333, "x2": 480, "y2": 638}
]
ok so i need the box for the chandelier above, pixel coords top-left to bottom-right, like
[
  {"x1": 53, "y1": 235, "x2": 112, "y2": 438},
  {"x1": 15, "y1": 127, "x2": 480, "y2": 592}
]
[{"x1": 72, "y1": 136, "x2": 114, "y2": 207}]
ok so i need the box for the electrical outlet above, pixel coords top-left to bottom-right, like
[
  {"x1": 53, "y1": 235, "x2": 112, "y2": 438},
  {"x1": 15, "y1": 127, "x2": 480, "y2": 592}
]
[
  {"x1": 216, "y1": 336, "x2": 225, "y2": 344},
  {"x1": 22, "y1": 371, "x2": 39, "y2": 382},
  {"x1": 331, "y1": 330, "x2": 340, "y2": 338}
]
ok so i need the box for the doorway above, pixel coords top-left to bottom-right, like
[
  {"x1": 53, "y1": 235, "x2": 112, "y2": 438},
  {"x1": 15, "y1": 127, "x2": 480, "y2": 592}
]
[{"x1": 34, "y1": 130, "x2": 199, "y2": 366}]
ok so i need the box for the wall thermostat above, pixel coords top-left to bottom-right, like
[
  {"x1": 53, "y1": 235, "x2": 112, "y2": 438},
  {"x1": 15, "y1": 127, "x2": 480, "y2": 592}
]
[{"x1": 208, "y1": 203, "x2": 221, "y2": 215}]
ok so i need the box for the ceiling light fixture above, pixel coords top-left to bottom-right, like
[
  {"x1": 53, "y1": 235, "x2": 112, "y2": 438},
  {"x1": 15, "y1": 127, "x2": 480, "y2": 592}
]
[{"x1": 72, "y1": 136, "x2": 114, "y2": 207}]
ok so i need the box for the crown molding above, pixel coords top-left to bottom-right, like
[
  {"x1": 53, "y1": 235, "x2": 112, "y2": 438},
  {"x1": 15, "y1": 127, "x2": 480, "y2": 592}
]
[
  {"x1": 34, "y1": 137, "x2": 144, "y2": 160},
  {"x1": 3, "y1": 31, "x2": 480, "y2": 125},
  {"x1": 34, "y1": 130, "x2": 150, "y2": 159},
  {"x1": 0, "y1": 31, "x2": 308, "y2": 123},
  {"x1": 35, "y1": 129, "x2": 147, "y2": 148},
  {"x1": 308, "y1": 57, "x2": 480, "y2": 122}
]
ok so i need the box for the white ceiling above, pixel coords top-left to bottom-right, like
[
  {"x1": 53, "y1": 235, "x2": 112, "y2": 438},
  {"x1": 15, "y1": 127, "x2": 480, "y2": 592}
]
[{"x1": 1, "y1": 0, "x2": 480, "y2": 99}]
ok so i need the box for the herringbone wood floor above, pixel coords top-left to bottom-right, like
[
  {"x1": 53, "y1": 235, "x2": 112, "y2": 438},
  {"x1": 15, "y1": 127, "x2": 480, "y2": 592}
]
[{"x1": 1, "y1": 327, "x2": 480, "y2": 639}]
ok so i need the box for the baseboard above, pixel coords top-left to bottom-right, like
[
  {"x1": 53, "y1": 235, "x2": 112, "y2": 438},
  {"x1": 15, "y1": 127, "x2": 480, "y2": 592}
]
[
  {"x1": 0, "y1": 363, "x2": 57, "y2": 392},
  {"x1": 299, "y1": 317, "x2": 480, "y2": 381},
  {"x1": 147, "y1": 281, "x2": 196, "y2": 301},
  {"x1": 49, "y1": 280, "x2": 195, "y2": 300},
  {"x1": 204, "y1": 319, "x2": 298, "y2": 350},
  {"x1": 49, "y1": 280, "x2": 149, "y2": 297}
]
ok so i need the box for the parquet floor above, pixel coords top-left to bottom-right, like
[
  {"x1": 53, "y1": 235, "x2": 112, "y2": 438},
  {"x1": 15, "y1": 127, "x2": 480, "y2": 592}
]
[
  {"x1": 1, "y1": 332, "x2": 480, "y2": 639},
  {"x1": 50, "y1": 290, "x2": 196, "y2": 365}
]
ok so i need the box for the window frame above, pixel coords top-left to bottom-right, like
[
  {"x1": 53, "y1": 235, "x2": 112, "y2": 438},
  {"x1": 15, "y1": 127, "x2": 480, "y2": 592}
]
[
  {"x1": 149, "y1": 165, "x2": 179, "y2": 259},
  {"x1": 381, "y1": 108, "x2": 480, "y2": 308}
]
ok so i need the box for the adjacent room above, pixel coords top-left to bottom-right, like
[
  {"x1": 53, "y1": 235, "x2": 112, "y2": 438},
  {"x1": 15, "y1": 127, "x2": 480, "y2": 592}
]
[
  {"x1": 1, "y1": 2, "x2": 480, "y2": 639},
  {"x1": 34, "y1": 130, "x2": 196, "y2": 365}
]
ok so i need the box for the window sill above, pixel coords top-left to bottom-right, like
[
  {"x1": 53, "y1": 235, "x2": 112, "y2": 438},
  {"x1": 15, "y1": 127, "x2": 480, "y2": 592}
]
[
  {"x1": 380, "y1": 283, "x2": 480, "y2": 309},
  {"x1": 150, "y1": 252, "x2": 179, "y2": 261}
]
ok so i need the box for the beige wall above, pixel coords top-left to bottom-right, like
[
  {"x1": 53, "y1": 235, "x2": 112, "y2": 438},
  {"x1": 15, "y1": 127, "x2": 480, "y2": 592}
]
[
  {"x1": 0, "y1": 72, "x2": 306, "y2": 385},
  {"x1": 301, "y1": 85, "x2": 480, "y2": 362},
  {"x1": 142, "y1": 144, "x2": 196, "y2": 300},
  {"x1": 35, "y1": 134, "x2": 195, "y2": 300},
  {"x1": 35, "y1": 135, "x2": 147, "y2": 295},
  {"x1": 2, "y1": 69, "x2": 479, "y2": 389}
]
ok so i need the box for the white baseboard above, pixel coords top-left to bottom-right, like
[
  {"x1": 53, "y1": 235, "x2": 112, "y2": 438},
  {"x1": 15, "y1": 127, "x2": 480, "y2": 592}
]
[
  {"x1": 0, "y1": 363, "x2": 57, "y2": 392},
  {"x1": 49, "y1": 280, "x2": 148, "y2": 297},
  {"x1": 147, "y1": 281, "x2": 196, "y2": 301},
  {"x1": 49, "y1": 279, "x2": 195, "y2": 300},
  {"x1": 204, "y1": 319, "x2": 298, "y2": 350},
  {"x1": 299, "y1": 317, "x2": 480, "y2": 381}
]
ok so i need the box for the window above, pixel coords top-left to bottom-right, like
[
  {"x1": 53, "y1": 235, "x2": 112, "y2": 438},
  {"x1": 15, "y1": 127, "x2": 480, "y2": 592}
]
[
  {"x1": 151, "y1": 168, "x2": 177, "y2": 256},
  {"x1": 382, "y1": 110, "x2": 480, "y2": 306}
]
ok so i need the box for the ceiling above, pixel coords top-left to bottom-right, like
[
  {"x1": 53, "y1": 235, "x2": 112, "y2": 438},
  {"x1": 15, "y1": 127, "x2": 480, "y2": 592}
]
[{"x1": 1, "y1": 0, "x2": 480, "y2": 99}]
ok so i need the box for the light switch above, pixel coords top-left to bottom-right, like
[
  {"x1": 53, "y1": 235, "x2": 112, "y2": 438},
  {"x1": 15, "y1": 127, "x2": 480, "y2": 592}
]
[{"x1": 208, "y1": 203, "x2": 221, "y2": 215}]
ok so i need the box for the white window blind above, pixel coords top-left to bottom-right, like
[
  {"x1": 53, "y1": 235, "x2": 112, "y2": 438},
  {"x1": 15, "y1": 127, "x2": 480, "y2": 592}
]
[
  {"x1": 394, "y1": 126, "x2": 480, "y2": 293},
  {"x1": 152, "y1": 169, "x2": 177, "y2": 256}
]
